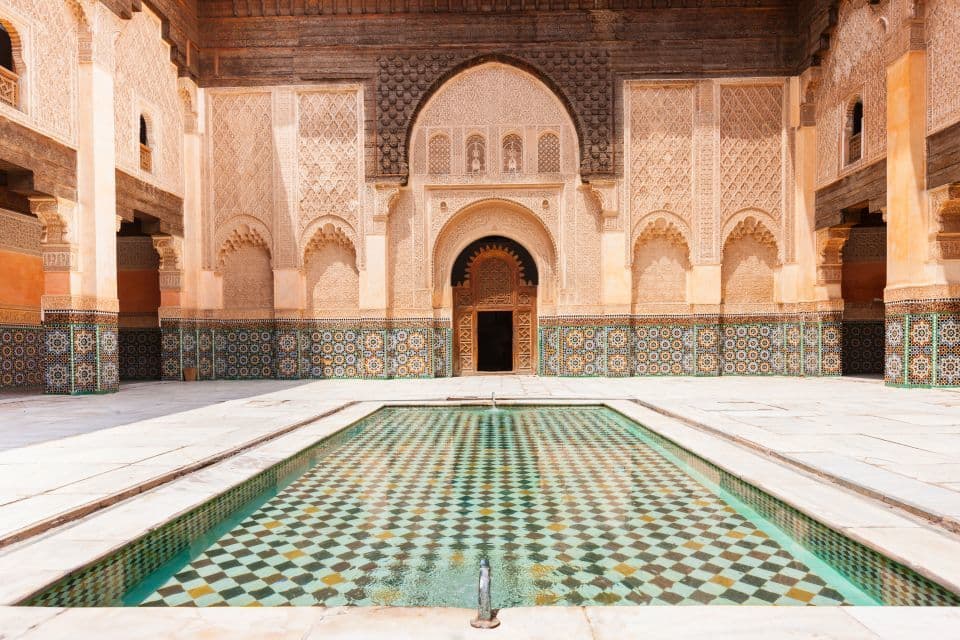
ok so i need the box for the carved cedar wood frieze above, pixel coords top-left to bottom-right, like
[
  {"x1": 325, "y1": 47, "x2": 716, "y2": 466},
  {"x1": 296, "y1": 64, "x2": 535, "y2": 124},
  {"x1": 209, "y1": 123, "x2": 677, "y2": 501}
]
[{"x1": 377, "y1": 52, "x2": 613, "y2": 179}]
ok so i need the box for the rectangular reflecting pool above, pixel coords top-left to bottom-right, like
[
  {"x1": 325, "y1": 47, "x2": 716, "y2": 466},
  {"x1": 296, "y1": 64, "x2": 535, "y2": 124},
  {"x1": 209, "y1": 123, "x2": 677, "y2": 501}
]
[{"x1": 24, "y1": 406, "x2": 960, "y2": 607}]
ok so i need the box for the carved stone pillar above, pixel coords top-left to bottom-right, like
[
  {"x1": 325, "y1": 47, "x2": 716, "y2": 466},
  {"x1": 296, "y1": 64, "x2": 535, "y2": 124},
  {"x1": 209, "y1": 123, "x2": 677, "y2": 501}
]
[
  {"x1": 152, "y1": 234, "x2": 184, "y2": 312},
  {"x1": 582, "y1": 179, "x2": 630, "y2": 311},
  {"x1": 35, "y1": 2, "x2": 123, "y2": 394},
  {"x1": 361, "y1": 183, "x2": 400, "y2": 313},
  {"x1": 882, "y1": 11, "x2": 960, "y2": 387},
  {"x1": 31, "y1": 196, "x2": 119, "y2": 394}
]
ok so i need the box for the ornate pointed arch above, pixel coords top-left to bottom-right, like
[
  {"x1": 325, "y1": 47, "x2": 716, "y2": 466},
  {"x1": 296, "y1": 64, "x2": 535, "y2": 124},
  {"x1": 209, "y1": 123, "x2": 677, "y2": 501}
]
[
  {"x1": 403, "y1": 55, "x2": 587, "y2": 180},
  {"x1": 299, "y1": 215, "x2": 359, "y2": 266},
  {"x1": 432, "y1": 199, "x2": 558, "y2": 306},
  {"x1": 632, "y1": 211, "x2": 692, "y2": 253},
  {"x1": 215, "y1": 218, "x2": 272, "y2": 273}
]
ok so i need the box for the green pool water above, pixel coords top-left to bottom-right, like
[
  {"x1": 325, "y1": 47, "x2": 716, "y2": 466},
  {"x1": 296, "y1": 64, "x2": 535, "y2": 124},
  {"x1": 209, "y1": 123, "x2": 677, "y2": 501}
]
[
  {"x1": 105, "y1": 405, "x2": 948, "y2": 608},
  {"x1": 25, "y1": 405, "x2": 960, "y2": 608}
]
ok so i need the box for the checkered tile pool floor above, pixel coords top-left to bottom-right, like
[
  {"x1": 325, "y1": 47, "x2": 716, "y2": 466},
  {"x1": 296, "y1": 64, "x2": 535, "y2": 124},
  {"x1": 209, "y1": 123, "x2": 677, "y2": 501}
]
[{"x1": 131, "y1": 406, "x2": 876, "y2": 607}]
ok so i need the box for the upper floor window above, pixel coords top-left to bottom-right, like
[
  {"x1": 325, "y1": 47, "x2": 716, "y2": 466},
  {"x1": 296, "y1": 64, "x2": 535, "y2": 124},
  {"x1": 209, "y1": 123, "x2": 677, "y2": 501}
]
[
  {"x1": 537, "y1": 133, "x2": 560, "y2": 173},
  {"x1": 139, "y1": 115, "x2": 153, "y2": 173},
  {"x1": 845, "y1": 98, "x2": 863, "y2": 165},
  {"x1": 428, "y1": 133, "x2": 451, "y2": 175},
  {"x1": 0, "y1": 22, "x2": 20, "y2": 109},
  {"x1": 502, "y1": 134, "x2": 522, "y2": 173},
  {"x1": 466, "y1": 134, "x2": 485, "y2": 175}
]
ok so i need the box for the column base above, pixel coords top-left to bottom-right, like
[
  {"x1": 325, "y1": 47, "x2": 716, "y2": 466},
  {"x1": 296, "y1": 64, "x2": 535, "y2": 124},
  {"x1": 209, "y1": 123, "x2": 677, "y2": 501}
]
[
  {"x1": 885, "y1": 299, "x2": 960, "y2": 388},
  {"x1": 42, "y1": 310, "x2": 119, "y2": 394}
]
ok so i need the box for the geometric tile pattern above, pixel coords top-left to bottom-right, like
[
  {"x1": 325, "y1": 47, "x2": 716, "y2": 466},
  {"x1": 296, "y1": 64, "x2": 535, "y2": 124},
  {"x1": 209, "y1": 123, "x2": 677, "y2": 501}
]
[
  {"x1": 138, "y1": 407, "x2": 872, "y2": 607},
  {"x1": 159, "y1": 319, "x2": 448, "y2": 381},
  {"x1": 841, "y1": 321, "x2": 884, "y2": 375},
  {"x1": 0, "y1": 324, "x2": 42, "y2": 388},
  {"x1": 41, "y1": 310, "x2": 120, "y2": 394},
  {"x1": 885, "y1": 305, "x2": 960, "y2": 388},
  {"x1": 118, "y1": 329, "x2": 161, "y2": 380},
  {"x1": 538, "y1": 315, "x2": 840, "y2": 378},
  {"x1": 25, "y1": 407, "x2": 960, "y2": 608}
]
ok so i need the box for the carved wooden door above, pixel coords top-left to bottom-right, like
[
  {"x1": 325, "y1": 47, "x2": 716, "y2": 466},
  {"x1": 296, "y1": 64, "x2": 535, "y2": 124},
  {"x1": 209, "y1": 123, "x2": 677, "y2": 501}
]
[{"x1": 453, "y1": 245, "x2": 537, "y2": 375}]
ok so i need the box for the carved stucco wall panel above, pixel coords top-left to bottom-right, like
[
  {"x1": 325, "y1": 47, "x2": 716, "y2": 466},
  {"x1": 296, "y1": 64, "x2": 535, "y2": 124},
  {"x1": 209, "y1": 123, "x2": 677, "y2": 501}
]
[
  {"x1": 632, "y1": 220, "x2": 690, "y2": 305},
  {"x1": 626, "y1": 79, "x2": 788, "y2": 267},
  {"x1": 206, "y1": 91, "x2": 274, "y2": 268},
  {"x1": 221, "y1": 243, "x2": 274, "y2": 311},
  {"x1": 721, "y1": 217, "x2": 779, "y2": 306},
  {"x1": 927, "y1": 0, "x2": 960, "y2": 133},
  {"x1": 719, "y1": 83, "x2": 784, "y2": 224},
  {"x1": 627, "y1": 83, "x2": 694, "y2": 234},
  {"x1": 0, "y1": 208, "x2": 40, "y2": 255},
  {"x1": 297, "y1": 90, "x2": 362, "y2": 241},
  {"x1": 388, "y1": 190, "x2": 430, "y2": 312},
  {"x1": 204, "y1": 86, "x2": 365, "y2": 272},
  {"x1": 113, "y1": 7, "x2": 184, "y2": 195},
  {"x1": 304, "y1": 237, "x2": 360, "y2": 316},
  {"x1": 815, "y1": 0, "x2": 888, "y2": 188},
  {"x1": 376, "y1": 52, "x2": 612, "y2": 179},
  {"x1": 0, "y1": 0, "x2": 78, "y2": 146}
]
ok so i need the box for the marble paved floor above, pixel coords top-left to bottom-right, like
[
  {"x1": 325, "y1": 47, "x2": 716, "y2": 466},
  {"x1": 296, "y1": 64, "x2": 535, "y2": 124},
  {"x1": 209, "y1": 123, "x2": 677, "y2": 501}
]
[{"x1": 2, "y1": 376, "x2": 960, "y2": 544}]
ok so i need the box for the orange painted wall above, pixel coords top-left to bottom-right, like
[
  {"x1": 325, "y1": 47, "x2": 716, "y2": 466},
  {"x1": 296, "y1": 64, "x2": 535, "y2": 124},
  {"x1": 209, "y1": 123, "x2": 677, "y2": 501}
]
[
  {"x1": 841, "y1": 261, "x2": 886, "y2": 303},
  {"x1": 118, "y1": 269, "x2": 160, "y2": 314},
  {"x1": 0, "y1": 249, "x2": 42, "y2": 311}
]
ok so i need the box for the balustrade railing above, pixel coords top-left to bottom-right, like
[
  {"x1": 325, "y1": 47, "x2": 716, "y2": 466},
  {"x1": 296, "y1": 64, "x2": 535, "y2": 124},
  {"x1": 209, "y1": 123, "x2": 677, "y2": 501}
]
[
  {"x1": 140, "y1": 143, "x2": 153, "y2": 173},
  {"x1": 0, "y1": 66, "x2": 19, "y2": 109}
]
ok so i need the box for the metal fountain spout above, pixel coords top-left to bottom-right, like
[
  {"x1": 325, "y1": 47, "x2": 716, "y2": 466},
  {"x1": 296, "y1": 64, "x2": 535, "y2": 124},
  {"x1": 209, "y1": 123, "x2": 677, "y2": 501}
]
[
  {"x1": 490, "y1": 392, "x2": 497, "y2": 410},
  {"x1": 470, "y1": 558, "x2": 500, "y2": 629}
]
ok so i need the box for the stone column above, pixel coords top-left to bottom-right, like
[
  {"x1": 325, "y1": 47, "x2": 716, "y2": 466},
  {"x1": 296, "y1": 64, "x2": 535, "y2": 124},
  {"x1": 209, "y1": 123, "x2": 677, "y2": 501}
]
[
  {"x1": 586, "y1": 180, "x2": 631, "y2": 313},
  {"x1": 362, "y1": 184, "x2": 399, "y2": 314},
  {"x1": 882, "y1": 15, "x2": 958, "y2": 387},
  {"x1": 39, "y1": 4, "x2": 122, "y2": 393}
]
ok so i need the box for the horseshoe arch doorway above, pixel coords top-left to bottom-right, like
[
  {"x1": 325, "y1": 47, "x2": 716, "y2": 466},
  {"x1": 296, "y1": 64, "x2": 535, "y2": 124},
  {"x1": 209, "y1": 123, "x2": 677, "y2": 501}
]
[{"x1": 451, "y1": 236, "x2": 538, "y2": 375}]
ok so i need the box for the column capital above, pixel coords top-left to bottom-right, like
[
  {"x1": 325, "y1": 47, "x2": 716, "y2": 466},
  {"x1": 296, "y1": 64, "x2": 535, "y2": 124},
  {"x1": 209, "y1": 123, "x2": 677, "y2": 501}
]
[
  {"x1": 152, "y1": 234, "x2": 184, "y2": 291},
  {"x1": 369, "y1": 182, "x2": 401, "y2": 234},
  {"x1": 580, "y1": 179, "x2": 622, "y2": 231}
]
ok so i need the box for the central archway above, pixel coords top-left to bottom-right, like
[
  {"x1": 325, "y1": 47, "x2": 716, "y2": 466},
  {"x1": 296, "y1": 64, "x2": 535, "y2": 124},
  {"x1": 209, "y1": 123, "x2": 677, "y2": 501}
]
[{"x1": 451, "y1": 237, "x2": 538, "y2": 375}]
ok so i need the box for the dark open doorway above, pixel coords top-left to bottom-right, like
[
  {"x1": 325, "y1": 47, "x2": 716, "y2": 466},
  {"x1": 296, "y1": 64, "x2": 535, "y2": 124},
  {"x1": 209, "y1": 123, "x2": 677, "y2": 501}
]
[{"x1": 477, "y1": 311, "x2": 513, "y2": 372}]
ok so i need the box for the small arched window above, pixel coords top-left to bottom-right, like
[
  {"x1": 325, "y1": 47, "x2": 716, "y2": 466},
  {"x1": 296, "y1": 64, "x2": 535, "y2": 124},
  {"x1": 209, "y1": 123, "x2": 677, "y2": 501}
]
[
  {"x1": 139, "y1": 115, "x2": 152, "y2": 173},
  {"x1": 845, "y1": 98, "x2": 863, "y2": 165},
  {"x1": 466, "y1": 134, "x2": 485, "y2": 175},
  {"x1": 538, "y1": 133, "x2": 560, "y2": 173},
  {"x1": 0, "y1": 22, "x2": 19, "y2": 109},
  {"x1": 502, "y1": 134, "x2": 522, "y2": 173},
  {"x1": 0, "y1": 24, "x2": 13, "y2": 72},
  {"x1": 428, "y1": 133, "x2": 451, "y2": 175}
]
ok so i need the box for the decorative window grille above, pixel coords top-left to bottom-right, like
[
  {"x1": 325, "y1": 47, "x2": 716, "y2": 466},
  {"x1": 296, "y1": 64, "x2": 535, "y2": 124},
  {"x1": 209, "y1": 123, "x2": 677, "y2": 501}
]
[
  {"x1": 466, "y1": 134, "x2": 486, "y2": 174},
  {"x1": 502, "y1": 134, "x2": 522, "y2": 173},
  {"x1": 428, "y1": 134, "x2": 451, "y2": 175},
  {"x1": 0, "y1": 66, "x2": 16, "y2": 108},
  {"x1": 537, "y1": 133, "x2": 560, "y2": 173}
]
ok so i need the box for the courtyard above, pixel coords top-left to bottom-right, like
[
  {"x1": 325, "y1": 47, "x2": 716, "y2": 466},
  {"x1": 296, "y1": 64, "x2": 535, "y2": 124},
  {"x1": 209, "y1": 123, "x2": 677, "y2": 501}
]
[{"x1": 0, "y1": 376, "x2": 959, "y2": 637}]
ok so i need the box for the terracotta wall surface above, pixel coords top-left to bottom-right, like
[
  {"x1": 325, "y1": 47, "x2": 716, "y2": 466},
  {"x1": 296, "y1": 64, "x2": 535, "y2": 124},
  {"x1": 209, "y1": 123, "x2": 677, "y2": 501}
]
[
  {"x1": 0, "y1": 248, "x2": 42, "y2": 312},
  {"x1": 118, "y1": 269, "x2": 160, "y2": 315},
  {"x1": 842, "y1": 261, "x2": 886, "y2": 304}
]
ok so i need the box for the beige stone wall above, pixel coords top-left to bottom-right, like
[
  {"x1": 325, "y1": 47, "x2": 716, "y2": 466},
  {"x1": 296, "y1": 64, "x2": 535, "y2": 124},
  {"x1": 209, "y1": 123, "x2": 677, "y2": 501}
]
[{"x1": 0, "y1": 0, "x2": 79, "y2": 146}]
